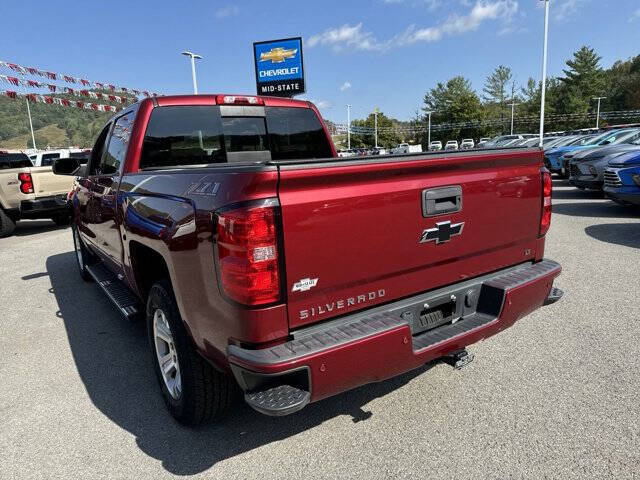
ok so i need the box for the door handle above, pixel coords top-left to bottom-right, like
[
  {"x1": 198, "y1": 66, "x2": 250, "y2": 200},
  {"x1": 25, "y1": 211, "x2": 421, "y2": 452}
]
[{"x1": 422, "y1": 186, "x2": 462, "y2": 217}]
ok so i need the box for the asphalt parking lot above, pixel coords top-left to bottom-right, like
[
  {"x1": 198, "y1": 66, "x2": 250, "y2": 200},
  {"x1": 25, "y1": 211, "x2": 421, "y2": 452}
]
[{"x1": 2, "y1": 178, "x2": 639, "y2": 479}]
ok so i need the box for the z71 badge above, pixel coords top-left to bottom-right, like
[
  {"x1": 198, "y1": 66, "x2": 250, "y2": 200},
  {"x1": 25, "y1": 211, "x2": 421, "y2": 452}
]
[{"x1": 292, "y1": 277, "x2": 318, "y2": 292}]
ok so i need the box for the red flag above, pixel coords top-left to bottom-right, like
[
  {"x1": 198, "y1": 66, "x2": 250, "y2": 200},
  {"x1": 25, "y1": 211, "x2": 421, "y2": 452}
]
[
  {"x1": 94, "y1": 82, "x2": 104, "y2": 89},
  {"x1": 45, "y1": 71, "x2": 57, "y2": 80},
  {"x1": 47, "y1": 84, "x2": 56, "y2": 92},
  {"x1": 80, "y1": 79, "x2": 90, "y2": 86},
  {"x1": 6, "y1": 76, "x2": 19, "y2": 86},
  {"x1": 26, "y1": 94, "x2": 37, "y2": 102},
  {"x1": 90, "y1": 103, "x2": 98, "y2": 111},
  {"x1": 63, "y1": 75, "x2": 76, "y2": 83},
  {"x1": 76, "y1": 101, "x2": 84, "y2": 108},
  {"x1": 79, "y1": 89, "x2": 89, "y2": 97},
  {"x1": 6, "y1": 90, "x2": 17, "y2": 99},
  {"x1": 108, "y1": 95, "x2": 116, "y2": 102},
  {"x1": 26, "y1": 67, "x2": 38, "y2": 75},
  {"x1": 108, "y1": 84, "x2": 115, "y2": 91},
  {"x1": 44, "y1": 96, "x2": 54, "y2": 104},
  {"x1": 27, "y1": 80, "x2": 40, "y2": 87},
  {"x1": 61, "y1": 99, "x2": 70, "y2": 106}
]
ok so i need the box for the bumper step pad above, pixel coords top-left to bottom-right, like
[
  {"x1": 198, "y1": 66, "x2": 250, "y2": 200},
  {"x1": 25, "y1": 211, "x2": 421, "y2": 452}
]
[
  {"x1": 86, "y1": 263, "x2": 142, "y2": 321},
  {"x1": 245, "y1": 385, "x2": 310, "y2": 416}
]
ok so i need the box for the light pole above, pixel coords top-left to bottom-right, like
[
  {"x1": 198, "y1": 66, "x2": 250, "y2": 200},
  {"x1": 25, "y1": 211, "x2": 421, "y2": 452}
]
[
  {"x1": 25, "y1": 98, "x2": 36, "y2": 150},
  {"x1": 346, "y1": 104, "x2": 352, "y2": 150},
  {"x1": 424, "y1": 111, "x2": 433, "y2": 148},
  {"x1": 508, "y1": 102, "x2": 519, "y2": 135},
  {"x1": 592, "y1": 96, "x2": 606, "y2": 128},
  {"x1": 181, "y1": 51, "x2": 202, "y2": 94},
  {"x1": 374, "y1": 107, "x2": 379, "y2": 148},
  {"x1": 539, "y1": 0, "x2": 550, "y2": 147}
]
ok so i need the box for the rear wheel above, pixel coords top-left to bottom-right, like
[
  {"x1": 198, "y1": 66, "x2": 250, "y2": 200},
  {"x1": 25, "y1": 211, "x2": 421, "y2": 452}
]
[
  {"x1": 72, "y1": 224, "x2": 93, "y2": 281},
  {"x1": 52, "y1": 213, "x2": 71, "y2": 227},
  {"x1": 0, "y1": 209, "x2": 16, "y2": 238},
  {"x1": 147, "y1": 279, "x2": 235, "y2": 425}
]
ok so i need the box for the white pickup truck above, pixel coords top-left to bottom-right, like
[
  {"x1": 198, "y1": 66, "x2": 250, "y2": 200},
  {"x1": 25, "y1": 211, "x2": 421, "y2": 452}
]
[
  {"x1": 0, "y1": 151, "x2": 78, "y2": 237},
  {"x1": 391, "y1": 143, "x2": 423, "y2": 154}
]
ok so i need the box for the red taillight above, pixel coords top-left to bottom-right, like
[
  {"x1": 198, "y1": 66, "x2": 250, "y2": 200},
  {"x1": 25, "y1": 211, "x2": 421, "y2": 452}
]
[
  {"x1": 216, "y1": 204, "x2": 280, "y2": 305},
  {"x1": 540, "y1": 170, "x2": 552, "y2": 236},
  {"x1": 18, "y1": 172, "x2": 34, "y2": 194},
  {"x1": 216, "y1": 94, "x2": 264, "y2": 106}
]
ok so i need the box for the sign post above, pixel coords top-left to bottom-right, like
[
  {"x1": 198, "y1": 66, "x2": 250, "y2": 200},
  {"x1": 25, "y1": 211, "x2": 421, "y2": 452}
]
[{"x1": 253, "y1": 37, "x2": 305, "y2": 97}]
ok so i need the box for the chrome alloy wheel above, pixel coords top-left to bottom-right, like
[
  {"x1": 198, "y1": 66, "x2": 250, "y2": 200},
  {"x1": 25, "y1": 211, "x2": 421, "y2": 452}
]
[{"x1": 153, "y1": 309, "x2": 182, "y2": 399}]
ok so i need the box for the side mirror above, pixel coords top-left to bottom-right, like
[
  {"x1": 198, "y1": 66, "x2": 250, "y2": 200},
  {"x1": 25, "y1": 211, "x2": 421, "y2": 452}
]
[
  {"x1": 52, "y1": 157, "x2": 81, "y2": 176},
  {"x1": 600, "y1": 140, "x2": 611, "y2": 145}
]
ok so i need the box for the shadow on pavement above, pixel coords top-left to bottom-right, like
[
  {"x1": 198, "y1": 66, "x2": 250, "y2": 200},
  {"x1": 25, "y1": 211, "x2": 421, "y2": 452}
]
[
  {"x1": 552, "y1": 188, "x2": 604, "y2": 200},
  {"x1": 46, "y1": 251, "x2": 436, "y2": 475},
  {"x1": 585, "y1": 223, "x2": 640, "y2": 249},
  {"x1": 552, "y1": 201, "x2": 639, "y2": 218},
  {"x1": 14, "y1": 219, "x2": 68, "y2": 236}
]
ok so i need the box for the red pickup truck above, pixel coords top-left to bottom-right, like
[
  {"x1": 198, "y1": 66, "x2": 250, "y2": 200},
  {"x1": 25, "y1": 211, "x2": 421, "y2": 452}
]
[{"x1": 53, "y1": 94, "x2": 562, "y2": 425}]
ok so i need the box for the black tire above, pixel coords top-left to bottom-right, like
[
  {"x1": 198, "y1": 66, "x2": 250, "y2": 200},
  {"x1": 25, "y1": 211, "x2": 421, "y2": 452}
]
[
  {"x1": 0, "y1": 209, "x2": 16, "y2": 238},
  {"x1": 72, "y1": 224, "x2": 93, "y2": 282},
  {"x1": 147, "y1": 279, "x2": 235, "y2": 425},
  {"x1": 52, "y1": 213, "x2": 71, "y2": 227}
]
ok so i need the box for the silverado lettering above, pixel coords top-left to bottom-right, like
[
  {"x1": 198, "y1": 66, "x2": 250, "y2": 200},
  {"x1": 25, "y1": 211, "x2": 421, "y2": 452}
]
[
  {"x1": 299, "y1": 289, "x2": 387, "y2": 320},
  {"x1": 53, "y1": 93, "x2": 562, "y2": 426}
]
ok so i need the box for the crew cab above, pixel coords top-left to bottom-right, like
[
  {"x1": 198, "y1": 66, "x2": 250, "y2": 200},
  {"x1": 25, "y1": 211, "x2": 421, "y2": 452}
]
[
  {"x1": 54, "y1": 94, "x2": 562, "y2": 425},
  {"x1": 0, "y1": 150, "x2": 75, "y2": 237}
]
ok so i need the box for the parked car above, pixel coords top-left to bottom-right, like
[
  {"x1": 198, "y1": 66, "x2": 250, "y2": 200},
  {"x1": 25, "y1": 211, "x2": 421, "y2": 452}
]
[
  {"x1": 0, "y1": 150, "x2": 74, "y2": 236},
  {"x1": 567, "y1": 138, "x2": 640, "y2": 190},
  {"x1": 28, "y1": 148, "x2": 88, "y2": 167},
  {"x1": 53, "y1": 93, "x2": 562, "y2": 425},
  {"x1": 429, "y1": 141, "x2": 442, "y2": 151},
  {"x1": 392, "y1": 143, "x2": 422, "y2": 154},
  {"x1": 545, "y1": 131, "x2": 627, "y2": 176},
  {"x1": 460, "y1": 139, "x2": 475, "y2": 149},
  {"x1": 603, "y1": 150, "x2": 640, "y2": 206},
  {"x1": 560, "y1": 128, "x2": 640, "y2": 178},
  {"x1": 481, "y1": 134, "x2": 532, "y2": 148},
  {"x1": 444, "y1": 140, "x2": 459, "y2": 150}
]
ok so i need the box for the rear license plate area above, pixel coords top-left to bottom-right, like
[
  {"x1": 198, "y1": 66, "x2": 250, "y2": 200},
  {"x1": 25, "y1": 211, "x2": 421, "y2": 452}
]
[{"x1": 410, "y1": 295, "x2": 461, "y2": 335}]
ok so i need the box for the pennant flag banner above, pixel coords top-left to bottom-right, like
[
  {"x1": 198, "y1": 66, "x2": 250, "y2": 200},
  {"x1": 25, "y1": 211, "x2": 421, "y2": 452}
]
[
  {"x1": 0, "y1": 60, "x2": 159, "y2": 97},
  {"x1": 2, "y1": 90, "x2": 122, "y2": 113},
  {"x1": 0, "y1": 74, "x2": 134, "y2": 104}
]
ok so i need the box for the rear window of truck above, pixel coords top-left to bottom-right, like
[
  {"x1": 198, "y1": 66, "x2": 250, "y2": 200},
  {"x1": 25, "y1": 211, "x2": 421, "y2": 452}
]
[
  {"x1": 0, "y1": 153, "x2": 32, "y2": 169},
  {"x1": 139, "y1": 105, "x2": 332, "y2": 169}
]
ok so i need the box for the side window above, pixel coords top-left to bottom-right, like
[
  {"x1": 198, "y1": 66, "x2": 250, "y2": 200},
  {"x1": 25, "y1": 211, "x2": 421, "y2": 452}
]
[
  {"x1": 98, "y1": 111, "x2": 135, "y2": 175},
  {"x1": 89, "y1": 125, "x2": 112, "y2": 175},
  {"x1": 41, "y1": 153, "x2": 60, "y2": 166}
]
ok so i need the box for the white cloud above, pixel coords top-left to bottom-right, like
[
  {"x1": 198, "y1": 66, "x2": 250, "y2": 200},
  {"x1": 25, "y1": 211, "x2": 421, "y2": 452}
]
[
  {"x1": 630, "y1": 8, "x2": 640, "y2": 22},
  {"x1": 396, "y1": 0, "x2": 518, "y2": 45},
  {"x1": 313, "y1": 100, "x2": 332, "y2": 109},
  {"x1": 215, "y1": 5, "x2": 239, "y2": 18},
  {"x1": 307, "y1": 23, "x2": 382, "y2": 51},
  {"x1": 308, "y1": 1, "x2": 519, "y2": 52},
  {"x1": 340, "y1": 81, "x2": 352, "y2": 91},
  {"x1": 551, "y1": 0, "x2": 587, "y2": 22}
]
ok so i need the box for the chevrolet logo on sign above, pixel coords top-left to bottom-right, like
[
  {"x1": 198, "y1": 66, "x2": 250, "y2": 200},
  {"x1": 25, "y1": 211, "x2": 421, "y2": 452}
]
[{"x1": 259, "y1": 47, "x2": 298, "y2": 63}]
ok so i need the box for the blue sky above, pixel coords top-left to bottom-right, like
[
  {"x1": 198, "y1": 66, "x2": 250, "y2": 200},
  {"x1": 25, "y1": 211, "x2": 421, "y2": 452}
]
[{"x1": 1, "y1": 0, "x2": 639, "y2": 123}]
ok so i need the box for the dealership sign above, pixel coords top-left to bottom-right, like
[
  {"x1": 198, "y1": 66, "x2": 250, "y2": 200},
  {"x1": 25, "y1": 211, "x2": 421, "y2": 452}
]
[{"x1": 253, "y1": 37, "x2": 305, "y2": 97}]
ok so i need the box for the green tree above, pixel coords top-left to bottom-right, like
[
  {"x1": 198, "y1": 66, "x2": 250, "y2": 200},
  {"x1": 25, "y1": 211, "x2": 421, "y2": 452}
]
[
  {"x1": 560, "y1": 46, "x2": 606, "y2": 113},
  {"x1": 423, "y1": 76, "x2": 482, "y2": 140}
]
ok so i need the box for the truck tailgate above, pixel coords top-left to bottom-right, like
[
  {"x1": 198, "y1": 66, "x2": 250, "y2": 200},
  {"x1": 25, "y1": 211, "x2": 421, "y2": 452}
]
[
  {"x1": 277, "y1": 149, "x2": 544, "y2": 329},
  {"x1": 30, "y1": 167, "x2": 75, "y2": 197}
]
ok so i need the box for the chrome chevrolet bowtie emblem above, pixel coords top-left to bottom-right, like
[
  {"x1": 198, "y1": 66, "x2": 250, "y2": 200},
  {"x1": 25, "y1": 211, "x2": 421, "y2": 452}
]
[{"x1": 419, "y1": 221, "x2": 464, "y2": 244}]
